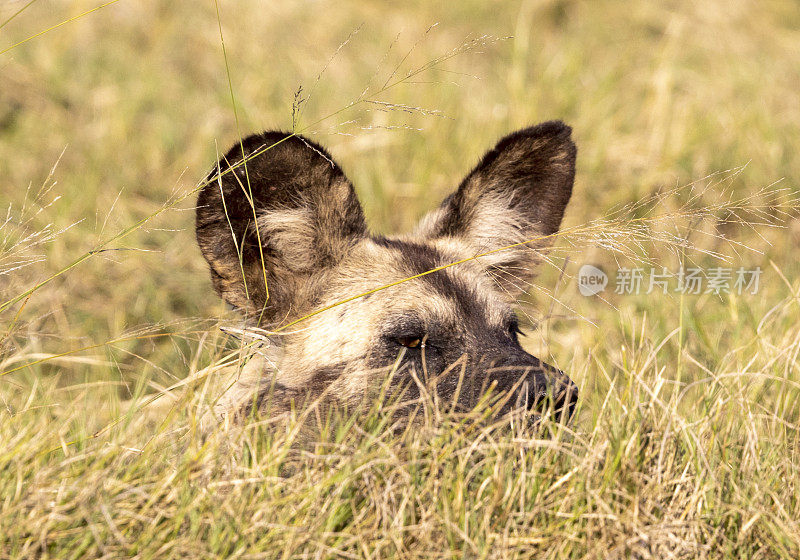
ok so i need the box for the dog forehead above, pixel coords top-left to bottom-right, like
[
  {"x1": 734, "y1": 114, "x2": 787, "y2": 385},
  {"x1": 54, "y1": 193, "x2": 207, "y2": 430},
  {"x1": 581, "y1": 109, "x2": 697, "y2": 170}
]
[{"x1": 325, "y1": 237, "x2": 510, "y2": 326}]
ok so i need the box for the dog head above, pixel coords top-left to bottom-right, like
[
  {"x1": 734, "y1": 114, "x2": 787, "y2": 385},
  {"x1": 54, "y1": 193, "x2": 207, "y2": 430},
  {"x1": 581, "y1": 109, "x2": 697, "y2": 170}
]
[{"x1": 196, "y1": 122, "x2": 578, "y2": 421}]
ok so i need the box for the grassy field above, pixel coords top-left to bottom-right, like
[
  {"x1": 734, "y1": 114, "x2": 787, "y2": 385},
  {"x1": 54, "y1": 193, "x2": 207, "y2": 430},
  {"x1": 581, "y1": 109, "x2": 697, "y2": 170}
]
[{"x1": 2, "y1": 0, "x2": 800, "y2": 558}]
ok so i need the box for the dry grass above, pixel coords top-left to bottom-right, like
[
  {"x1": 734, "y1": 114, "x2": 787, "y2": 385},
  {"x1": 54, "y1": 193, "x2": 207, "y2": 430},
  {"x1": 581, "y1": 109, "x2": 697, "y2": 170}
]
[{"x1": 2, "y1": 0, "x2": 800, "y2": 558}]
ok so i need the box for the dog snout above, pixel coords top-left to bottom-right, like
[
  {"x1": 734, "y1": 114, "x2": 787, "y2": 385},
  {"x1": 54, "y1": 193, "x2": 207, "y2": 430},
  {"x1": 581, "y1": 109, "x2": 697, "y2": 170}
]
[
  {"x1": 485, "y1": 357, "x2": 578, "y2": 422},
  {"x1": 546, "y1": 376, "x2": 578, "y2": 421},
  {"x1": 524, "y1": 366, "x2": 578, "y2": 421}
]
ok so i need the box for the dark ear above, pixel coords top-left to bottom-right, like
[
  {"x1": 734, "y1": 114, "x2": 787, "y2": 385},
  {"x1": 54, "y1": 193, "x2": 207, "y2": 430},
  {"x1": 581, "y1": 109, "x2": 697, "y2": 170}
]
[
  {"x1": 196, "y1": 132, "x2": 367, "y2": 323},
  {"x1": 416, "y1": 121, "x2": 576, "y2": 295}
]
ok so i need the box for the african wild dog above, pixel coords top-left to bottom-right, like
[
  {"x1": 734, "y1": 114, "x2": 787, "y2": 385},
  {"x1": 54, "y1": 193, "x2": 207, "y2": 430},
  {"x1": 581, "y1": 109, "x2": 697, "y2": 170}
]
[{"x1": 196, "y1": 121, "x2": 578, "y2": 425}]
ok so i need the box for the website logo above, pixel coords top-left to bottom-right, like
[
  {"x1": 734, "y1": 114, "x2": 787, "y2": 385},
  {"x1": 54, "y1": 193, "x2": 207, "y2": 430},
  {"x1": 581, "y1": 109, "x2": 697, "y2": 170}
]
[{"x1": 578, "y1": 264, "x2": 608, "y2": 296}]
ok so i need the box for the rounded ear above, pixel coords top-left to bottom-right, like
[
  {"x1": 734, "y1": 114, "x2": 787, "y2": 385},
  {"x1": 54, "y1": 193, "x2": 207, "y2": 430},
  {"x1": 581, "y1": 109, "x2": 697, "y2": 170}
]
[
  {"x1": 416, "y1": 121, "x2": 576, "y2": 295},
  {"x1": 196, "y1": 132, "x2": 367, "y2": 323}
]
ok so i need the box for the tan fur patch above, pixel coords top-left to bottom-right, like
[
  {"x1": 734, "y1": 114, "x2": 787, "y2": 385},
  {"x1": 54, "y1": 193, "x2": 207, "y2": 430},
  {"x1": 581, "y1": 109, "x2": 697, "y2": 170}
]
[{"x1": 256, "y1": 208, "x2": 316, "y2": 273}]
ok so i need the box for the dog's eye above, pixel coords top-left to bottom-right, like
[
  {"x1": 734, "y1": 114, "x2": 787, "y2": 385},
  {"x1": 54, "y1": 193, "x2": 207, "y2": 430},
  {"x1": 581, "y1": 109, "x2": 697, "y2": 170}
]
[{"x1": 396, "y1": 336, "x2": 423, "y2": 348}]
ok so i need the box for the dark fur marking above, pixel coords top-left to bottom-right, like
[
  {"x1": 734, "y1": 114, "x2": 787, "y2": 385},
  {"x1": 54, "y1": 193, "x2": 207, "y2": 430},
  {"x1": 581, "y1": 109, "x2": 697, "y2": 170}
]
[{"x1": 375, "y1": 238, "x2": 489, "y2": 329}]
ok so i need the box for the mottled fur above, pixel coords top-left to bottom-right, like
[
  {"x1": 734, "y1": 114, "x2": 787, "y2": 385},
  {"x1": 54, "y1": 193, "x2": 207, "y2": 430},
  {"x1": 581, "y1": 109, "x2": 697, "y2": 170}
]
[{"x1": 196, "y1": 121, "x2": 579, "y2": 425}]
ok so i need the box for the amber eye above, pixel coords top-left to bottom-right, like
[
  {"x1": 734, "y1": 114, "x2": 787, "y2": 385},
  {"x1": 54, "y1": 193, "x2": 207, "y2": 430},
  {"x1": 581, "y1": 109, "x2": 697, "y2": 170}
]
[{"x1": 396, "y1": 336, "x2": 423, "y2": 348}]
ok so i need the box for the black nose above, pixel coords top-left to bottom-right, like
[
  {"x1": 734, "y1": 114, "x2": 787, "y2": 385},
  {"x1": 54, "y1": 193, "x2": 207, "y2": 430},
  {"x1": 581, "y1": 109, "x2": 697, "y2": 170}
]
[
  {"x1": 482, "y1": 355, "x2": 578, "y2": 422},
  {"x1": 551, "y1": 379, "x2": 578, "y2": 421},
  {"x1": 528, "y1": 377, "x2": 578, "y2": 421}
]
